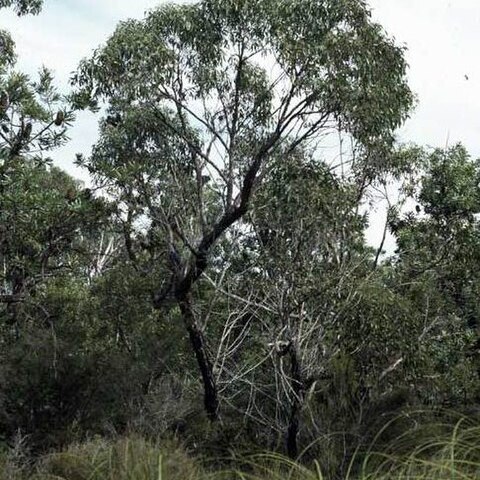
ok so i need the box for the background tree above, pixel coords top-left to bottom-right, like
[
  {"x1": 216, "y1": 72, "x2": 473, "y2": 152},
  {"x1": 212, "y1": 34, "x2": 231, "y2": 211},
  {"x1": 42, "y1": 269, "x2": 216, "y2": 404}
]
[
  {"x1": 387, "y1": 144, "x2": 480, "y2": 404},
  {"x1": 0, "y1": 33, "x2": 84, "y2": 328}
]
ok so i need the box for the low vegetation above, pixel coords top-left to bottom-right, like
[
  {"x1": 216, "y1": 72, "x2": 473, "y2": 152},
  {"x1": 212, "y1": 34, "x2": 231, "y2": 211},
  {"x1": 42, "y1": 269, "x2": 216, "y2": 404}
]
[{"x1": 3, "y1": 415, "x2": 480, "y2": 479}]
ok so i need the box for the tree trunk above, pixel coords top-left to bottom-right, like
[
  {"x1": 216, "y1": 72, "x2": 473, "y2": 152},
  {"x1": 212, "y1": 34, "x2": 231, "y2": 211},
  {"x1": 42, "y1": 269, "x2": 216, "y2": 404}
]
[
  {"x1": 177, "y1": 292, "x2": 219, "y2": 421},
  {"x1": 286, "y1": 402, "x2": 300, "y2": 458}
]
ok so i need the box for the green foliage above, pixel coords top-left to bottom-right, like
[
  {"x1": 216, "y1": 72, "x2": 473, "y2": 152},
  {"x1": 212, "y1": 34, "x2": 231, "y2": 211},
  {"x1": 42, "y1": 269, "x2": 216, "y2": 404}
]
[
  {"x1": 74, "y1": 0, "x2": 413, "y2": 145},
  {"x1": 74, "y1": 0, "x2": 413, "y2": 223},
  {"x1": 0, "y1": 0, "x2": 42, "y2": 15},
  {"x1": 420, "y1": 145, "x2": 480, "y2": 219},
  {"x1": 0, "y1": 161, "x2": 109, "y2": 324},
  {"x1": 387, "y1": 145, "x2": 480, "y2": 404},
  {"x1": 0, "y1": 67, "x2": 74, "y2": 163},
  {"x1": 0, "y1": 30, "x2": 15, "y2": 70}
]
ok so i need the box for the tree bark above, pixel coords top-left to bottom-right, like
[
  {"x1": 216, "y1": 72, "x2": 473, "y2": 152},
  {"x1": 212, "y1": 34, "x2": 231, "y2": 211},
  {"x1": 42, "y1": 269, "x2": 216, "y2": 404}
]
[{"x1": 177, "y1": 292, "x2": 219, "y2": 421}]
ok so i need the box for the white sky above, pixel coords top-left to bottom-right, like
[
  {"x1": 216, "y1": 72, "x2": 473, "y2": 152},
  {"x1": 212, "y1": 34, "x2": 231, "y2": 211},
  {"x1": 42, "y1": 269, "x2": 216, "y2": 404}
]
[{"x1": 2, "y1": 0, "x2": 480, "y2": 250}]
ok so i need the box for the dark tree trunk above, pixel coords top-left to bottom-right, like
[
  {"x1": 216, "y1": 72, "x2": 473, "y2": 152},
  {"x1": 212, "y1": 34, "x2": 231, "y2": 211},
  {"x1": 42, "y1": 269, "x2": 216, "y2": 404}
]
[
  {"x1": 177, "y1": 292, "x2": 219, "y2": 421},
  {"x1": 286, "y1": 402, "x2": 300, "y2": 458}
]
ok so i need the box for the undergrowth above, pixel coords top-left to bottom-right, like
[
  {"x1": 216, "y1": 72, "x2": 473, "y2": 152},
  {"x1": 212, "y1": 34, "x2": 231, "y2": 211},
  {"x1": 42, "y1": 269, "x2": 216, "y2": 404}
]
[{"x1": 2, "y1": 414, "x2": 480, "y2": 479}]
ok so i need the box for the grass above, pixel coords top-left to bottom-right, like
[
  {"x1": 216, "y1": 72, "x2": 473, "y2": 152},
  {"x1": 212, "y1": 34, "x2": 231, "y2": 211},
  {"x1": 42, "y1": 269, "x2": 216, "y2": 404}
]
[
  {"x1": 2, "y1": 415, "x2": 480, "y2": 479},
  {"x1": 356, "y1": 417, "x2": 480, "y2": 480},
  {"x1": 1, "y1": 437, "x2": 202, "y2": 480}
]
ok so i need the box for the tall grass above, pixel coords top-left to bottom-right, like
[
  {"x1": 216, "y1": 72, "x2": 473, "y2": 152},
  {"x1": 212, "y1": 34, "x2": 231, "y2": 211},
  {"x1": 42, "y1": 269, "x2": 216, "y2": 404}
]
[
  {"x1": 1, "y1": 437, "x2": 203, "y2": 480},
  {"x1": 357, "y1": 415, "x2": 480, "y2": 480},
  {"x1": 2, "y1": 415, "x2": 480, "y2": 479}
]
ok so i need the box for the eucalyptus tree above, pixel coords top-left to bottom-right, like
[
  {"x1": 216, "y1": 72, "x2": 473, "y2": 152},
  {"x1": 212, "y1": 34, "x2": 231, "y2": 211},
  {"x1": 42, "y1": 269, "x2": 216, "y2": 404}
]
[
  {"x1": 74, "y1": 0, "x2": 413, "y2": 422},
  {"x1": 231, "y1": 154, "x2": 371, "y2": 457}
]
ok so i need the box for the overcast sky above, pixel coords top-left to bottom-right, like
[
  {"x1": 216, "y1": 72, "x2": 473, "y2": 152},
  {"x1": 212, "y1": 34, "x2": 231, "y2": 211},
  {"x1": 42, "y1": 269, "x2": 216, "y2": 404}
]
[{"x1": 1, "y1": 0, "x2": 479, "y2": 249}]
